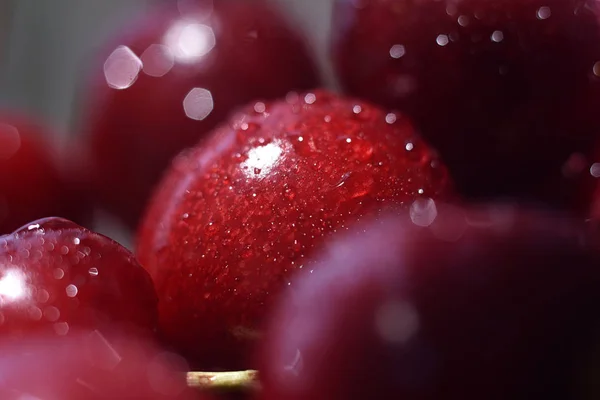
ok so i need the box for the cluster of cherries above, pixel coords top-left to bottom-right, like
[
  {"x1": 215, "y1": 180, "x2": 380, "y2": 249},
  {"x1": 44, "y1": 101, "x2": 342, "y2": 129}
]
[{"x1": 3, "y1": 0, "x2": 600, "y2": 398}]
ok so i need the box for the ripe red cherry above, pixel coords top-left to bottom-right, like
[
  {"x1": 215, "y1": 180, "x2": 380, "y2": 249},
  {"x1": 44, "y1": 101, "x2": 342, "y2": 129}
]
[
  {"x1": 0, "y1": 217, "x2": 157, "y2": 339},
  {"x1": 136, "y1": 90, "x2": 452, "y2": 369},
  {"x1": 83, "y1": 0, "x2": 320, "y2": 228},
  {"x1": 332, "y1": 0, "x2": 600, "y2": 212},
  {"x1": 0, "y1": 113, "x2": 86, "y2": 233},
  {"x1": 260, "y1": 204, "x2": 600, "y2": 399},
  {"x1": 0, "y1": 331, "x2": 205, "y2": 399}
]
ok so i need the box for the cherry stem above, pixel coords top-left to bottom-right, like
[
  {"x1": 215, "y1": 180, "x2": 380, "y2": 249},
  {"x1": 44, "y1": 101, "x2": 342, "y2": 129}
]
[{"x1": 187, "y1": 370, "x2": 260, "y2": 391}]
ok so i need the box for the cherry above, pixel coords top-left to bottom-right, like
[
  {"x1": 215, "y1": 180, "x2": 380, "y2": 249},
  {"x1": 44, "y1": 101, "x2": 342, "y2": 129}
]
[
  {"x1": 0, "y1": 331, "x2": 205, "y2": 399},
  {"x1": 136, "y1": 90, "x2": 452, "y2": 369},
  {"x1": 260, "y1": 204, "x2": 600, "y2": 399},
  {"x1": 0, "y1": 217, "x2": 157, "y2": 339},
  {"x1": 82, "y1": 0, "x2": 320, "y2": 228},
  {"x1": 332, "y1": 0, "x2": 600, "y2": 213},
  {"x1": 0, "y1": 113, "x2": 87, "y2": 233}
]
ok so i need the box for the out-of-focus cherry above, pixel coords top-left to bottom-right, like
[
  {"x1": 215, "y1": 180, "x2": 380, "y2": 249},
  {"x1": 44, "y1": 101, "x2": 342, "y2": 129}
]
[
  {"x1": 332, "y1": 0, "x2": 600, "y2": 213},
  {"x1": 83, "y1": 0, "x2": 320, "y2": 228}
]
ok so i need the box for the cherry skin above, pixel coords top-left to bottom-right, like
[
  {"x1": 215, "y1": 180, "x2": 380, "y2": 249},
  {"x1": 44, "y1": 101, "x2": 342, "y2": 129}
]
[
  {"x1": 260, "y1": 204, "x2": 600, "y2": 400},
  {"x1": 136, "y1": 90, "x2": 452, "y2": 369},
  {"x1": 0, "y1": 113, "x2": 87, "y2": 233},
  {"x1": 0, "y1": 217, "x2": 158, "y2": 339},
  {"x1": 332, "y1": 0, "x2": 600, "y2": 212},
  {"x1": 82, "y1": 0, "x2": 320, "y2": 228},
  {"x1": 0, "y1": 331, "x2": 206, "y2": 399}
]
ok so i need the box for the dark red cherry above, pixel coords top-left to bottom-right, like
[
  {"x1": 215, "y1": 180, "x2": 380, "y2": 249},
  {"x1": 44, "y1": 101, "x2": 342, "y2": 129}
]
[
  {"x1": 0, "y1": 331, "x2": 205, "y2": 399},
  {"x1": 82, "y1": 0, "x2": 320, "y2": 228},
  {"x1": 260, "y1": 204, "x2": 600, "y2": 400},
  {"x1": 136, "y1": 90, "x2": 452, "y2": 369},
  {"x1": 0, "y1": 113, "x2": 87, "y2": 233},
  {"x1": 0, "y1": 217, "x2": 157, "y2": 339},
  {"x1": 332, "y1": 0, "x2": 600, "y2": 212}
]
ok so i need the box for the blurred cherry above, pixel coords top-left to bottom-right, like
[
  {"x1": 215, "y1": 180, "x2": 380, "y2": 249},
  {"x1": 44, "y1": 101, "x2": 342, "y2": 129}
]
[
  {"x1": 82, "y1": 0, "x2": 320, "y2": 228},
  {"x1": 0, "y1": 331, "x2": 204, "y2": 399},
  {"x1": 332, "y1": 0, "x2": 600, "y2": 213},
  {"x1": 0, "y1": 112, "x2": 87, "y2": 233},
  {"x1": 261, "y1": 204, "x2": 600, "y2": 399}
]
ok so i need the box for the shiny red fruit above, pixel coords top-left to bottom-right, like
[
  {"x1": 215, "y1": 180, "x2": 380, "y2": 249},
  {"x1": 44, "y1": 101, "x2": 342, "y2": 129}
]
[
  {"x1": 261, "y1": 204, "x2": 600, "y2": 399},
  {"x1": 83, "y1": 0, "x2": 320, "y2": 228},
  {"x1": 136, "y1": 90, "x2": 452, "y2": 369},
  {"x1": 332, "y1": 0, "x2": 600, "y2": 212},
  {"x1": 0, "y1": 331, "x2": 204, "y2": 399},
  {"x1": 0, "y1": 217, "x2": 157, "y2": 339},
  {"x1": 0, "y1": 114, "x2": 86, "y2": 233}
]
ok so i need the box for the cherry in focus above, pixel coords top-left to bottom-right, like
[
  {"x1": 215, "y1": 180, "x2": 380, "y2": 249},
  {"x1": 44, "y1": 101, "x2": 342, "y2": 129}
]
[
  {"x1": 83, "y1": 0, "x2": 321, "y2": 228},
  {"x1": 332, "y1": 0, "x2": 600, "y2": 213},
  {"x1": 260, "y1": 204, "x2": 600, "y2": 399},
  {"x1": 0, "y1": 217, "x2": 157, "y2": 340},
  {"x1": 0, "y1": 331, "x2": 204, "y2": 399},
  {"x1": 0, "y1": 113, "x2": 87, "y2": 233},
  {"x1": 136, "y1": 90, "x2": 452, "y2": 369}
]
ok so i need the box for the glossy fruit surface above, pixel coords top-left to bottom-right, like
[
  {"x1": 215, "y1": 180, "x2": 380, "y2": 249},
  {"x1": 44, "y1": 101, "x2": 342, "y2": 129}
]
[
  {"x1": 0, "y1": 217, "x2": 157, "y2": 339},
  {"x1": 0, "y1": 113, "x2": 85, "y2": 233},
  {"x1": 332, "y1": 0, "x2": 600, "y2": 212},
  {"x1": 0, "y1": 331, "x2": 203, "y2": 399},
  {"x1": 84, "y1": 0, "x2": 320, "y2": 228},
  {"x1": 136, "y1": 89, "x2": 452, "y2": 369},
  {"x1": 260, "y1": 204, "x2": 600, "y2": 399}
]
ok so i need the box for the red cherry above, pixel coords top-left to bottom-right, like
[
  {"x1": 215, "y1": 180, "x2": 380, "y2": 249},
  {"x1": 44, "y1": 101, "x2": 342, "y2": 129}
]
[
  {"x1": 0, "y1": 331, "x2": 205, "y2": 399},
  {"x1": 136, "y1": 90, "x2": 452, "y2": 369},
  {"x1": 82, "y1": 0, "x2": 320, "y2": 228},
  {"x1": 260, "y1": 204, "x2": 600, "y2": 399},
  {"x1": 0, "y1": 113, "x2": 87, "y2": 233},
  {"x1": 332, "y1": 0, "x2": 600, "y2": 212},
  {"x1": 0, "y1": 217, "x2": 157, "y2": 339}
]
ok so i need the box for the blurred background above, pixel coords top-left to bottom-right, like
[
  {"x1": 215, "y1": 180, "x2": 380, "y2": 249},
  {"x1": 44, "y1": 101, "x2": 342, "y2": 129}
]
[{"x1": 0, "y1": 0, "x2": 334, "y2": 141}]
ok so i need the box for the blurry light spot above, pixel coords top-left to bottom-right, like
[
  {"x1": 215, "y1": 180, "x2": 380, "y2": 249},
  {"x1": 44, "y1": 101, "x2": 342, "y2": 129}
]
[
  {"x1": 385, "y1": 113, "x2": 397, "y2": 124},
  {"x1": 0, "y1": 124, "x2": 21, "y2": 160},
  {"x1": 491, "y1": 30, "x2": 504, "y2": 43},
  {"x1": 103, "y1": 46, "x2": 142, "y2": 90},
  {"x1": 591, "y1": 163, "x2": 600, "y2": 178},
  {"x1": 54, "y1": 322, "x2": 70, "y2": 335},
  {"x1": 28, "y1": 306, "x2": 42, "y2": 321},
  {"x1": 410, "y1": 198, "x2": 438, "y2": 227},
  {"x1": 458, "y1": 15, "x2": 469, "y2": 27},
  {"x1": 141, "y1": 44, "x2": 175, "y2": 77},
  {"x1": 241, "y1": 141, "x2": 284, "y2": 179},
  {"x1": 593, "y1": 62, "x2": 600, "y2": 77},
  {"x1": 254, "y1": 102, "x2": 266, "y2": 113},
  {"x1": 405, "y1": 142, "x2": 414, "y2": 151},
  {"x1": 183, "y1": 88, "x2": 214, "y2": 120},
  {"x1": 0, "y1": 269, "x2": 28, "y2": 303},
  {"x1": 66, "y1": 284, "x2": 78, "y2": 298},
  {"x1": 375, "y1": 300, "x2": 419, "y2": 344},
  {"x1": 389, "y1": 44, "x2": 406, "y2": 59},
  {"x1": 353, "y1": 105, "x2": 362, "y2": 114},
  {"x1": 164, "y1": 21, "x2": 215, "y2": 63},
  {"x1": 346, "y1": 138, "x2": 352, "y2": 143},
  {"x1": 88, "y1": 267, "x2": 99, "y2": 276},
  {"x1": 537, "y1": 6, "x2": 551, "y2": 19},
  {"x1": 436, "y1": 34, "x2": 449, "y2": 46},
  {"x1": 44, "y1": 306, "x2": 60, "y2": 322},
  {"x1": 54, "y1": 268, "x2": 65, "y2": 280},
  {"x1": 562, "y1": 153, "x2": 587, "y2": 178},
  {"x1": 304, "y1": 93, "x2": 316, "y2": 104}
]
